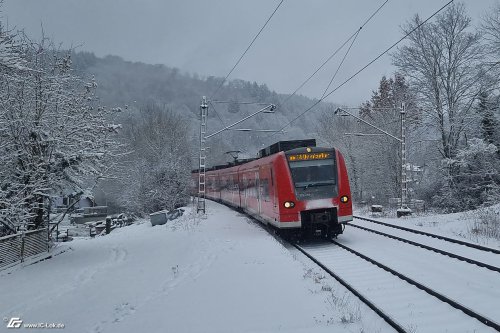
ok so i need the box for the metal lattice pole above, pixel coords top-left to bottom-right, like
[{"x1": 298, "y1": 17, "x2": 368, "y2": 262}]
[
  {"x1": 400, "y1": 102, "x2": 408, "y2": 209},
  {"x1": 197, "y1": 97, "x2": 208, "y2": 214}
]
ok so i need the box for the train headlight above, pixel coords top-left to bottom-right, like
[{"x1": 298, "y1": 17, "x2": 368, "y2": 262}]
[
  {"x1": 340, "y1": 195, "x2": 349, "y2": 203},
  {"x1": 284, "y1": 201, "x2": 295, "y2": 208}
]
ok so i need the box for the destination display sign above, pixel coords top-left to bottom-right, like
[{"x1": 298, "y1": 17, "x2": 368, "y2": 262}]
[{"x1": 287, "y1": 152, "x2": 331, "y2": 161}]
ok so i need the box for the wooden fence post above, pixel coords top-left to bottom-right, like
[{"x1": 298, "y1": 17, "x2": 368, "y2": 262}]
[{"x1": 20, "y1": 232, "x2": 25, "y2": 263}]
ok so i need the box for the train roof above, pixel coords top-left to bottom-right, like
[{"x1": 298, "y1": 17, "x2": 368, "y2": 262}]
[
  {"x1": 258, "y1": 139, "x2": 316, "y2": 158},
  {"x1": 191, "y1": 158, "x2": 258, "y2": 173},
  {"x1": 283, "y1": 146, "x2": 335, "y2": 155},
  {"x1": 191, "y1": 139, "x2": 321, "y2": 173}
]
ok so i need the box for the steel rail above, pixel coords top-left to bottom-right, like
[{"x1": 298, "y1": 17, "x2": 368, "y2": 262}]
[
  {"x1": 293, "y1": 243, "x2": 408, "y2": 333},
  {"x1": 331, "y1": 239, "x2": 500, "y2": 331},
  {"x1": 349, "y1": 224, "x2": 500, "y2": 273},
  {"x1": 353, "y1": 215, "x2": 500, "y2": 254}
]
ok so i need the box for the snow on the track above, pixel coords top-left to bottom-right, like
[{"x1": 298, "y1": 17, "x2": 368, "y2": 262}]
[
  {"x1": 337, "y1": 227, "x2": 500, "y2": 325},
  {"x1": 299, "y1": 243, "x2": 499, "y2": 333},
  {"x1": 0, "y1": 201, "x2": 389, "y2": 333},
  {"x1": 352, "y1": 218, "x2": 500, "y2": 267},
  {"x1": 356, "y1": 204, "x2": 500, "y2": 250}
]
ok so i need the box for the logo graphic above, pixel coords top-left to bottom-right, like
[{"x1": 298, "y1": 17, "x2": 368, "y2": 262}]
[{"x1": 6, "y1": 317, "x2": 22, "y2": 329}]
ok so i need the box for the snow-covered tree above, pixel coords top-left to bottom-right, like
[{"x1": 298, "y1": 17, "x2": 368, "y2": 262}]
[
  {"x1": 119, "y1": 104, "x2": 192, "y2": 214},
  {"x1": 392, "y1": 4, "x2": 492, "y2": 210},
  {"x1": 358, "y1": 74, "x2": 418, "y2": 202},
  {"x1": 437, "y1": 138, "x2": 499, "y2": 210},
  {"x1": 476, "y1": 91, "x2": 499, "y2": 146},
  {"x1": 482, "y1": 1, "x2": 500, "y2": 62},
  {"x1": 392, "y1": 3, "x2": 484, "y2": 161},
  {"x1": 0, "y1": 6, "x2": 26, "y2": 73},
  {"x1": 316, "y1": 74, "x2": 420, "y2": 205},
  {"x1": 227, "y1": 99, "x2": 240, "y2": 114},
  {"x1": 0, "y1": 32, "x2": 119, "y2": 234},
  {"x1": 317, "y1": 109, "x2": 363, "y2": 201}
]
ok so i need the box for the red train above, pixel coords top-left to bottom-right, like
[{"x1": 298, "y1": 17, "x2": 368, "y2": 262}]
[{"x1": 192, "y1": 139, "x2": 352, "y2": 238}]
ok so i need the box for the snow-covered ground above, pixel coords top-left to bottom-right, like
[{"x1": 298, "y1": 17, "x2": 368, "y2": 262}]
[
  {"x1": 355, "y1": 204, "x2": 500, "y2": 250},
  {"x1": 1, "y1": 201, "x2": 390, "y2": 333},
  {"x1": 1, "y1": 201, "x2": 499, "y2": 333}
]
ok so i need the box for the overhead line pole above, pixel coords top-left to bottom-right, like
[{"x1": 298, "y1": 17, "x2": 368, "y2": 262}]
[
  {"x1": 197, "y1": 97, "x2": 208, "y2": 214},
  {"x1": 196, "y1": 102, "x2": 276, "y2": 214},
  {"x1": 205, "y1": 104, "x2": 276, "y2": 139},
  {"x1": 400, "y1": 103, "x2": 408, "y2": 214},
  {"x1": 334, "y1": 108, "x2": 402, "y2": 143},
  {"x1": 335, "y1": 103, "x2": 411, "y2": 216}
]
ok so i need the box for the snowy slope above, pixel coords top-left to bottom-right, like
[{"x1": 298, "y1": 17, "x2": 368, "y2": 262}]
[{"x1": 0, "y1": 201, "x2": 390, "y2": 333}]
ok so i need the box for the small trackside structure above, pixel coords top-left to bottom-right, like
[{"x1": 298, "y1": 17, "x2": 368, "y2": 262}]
[{"x1": 150, "y1": 209, "x2": 184, "y2": 226}]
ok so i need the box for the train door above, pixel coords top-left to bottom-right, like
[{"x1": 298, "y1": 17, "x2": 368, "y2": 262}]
[
  {"x1": 242, "y1": 174, "x2": 248, "y2": 208},
  {"x1": 255, "y1": 171, "x2": 261, "y2": 214},
  {"x1": 229, "y1": 174, "x2": 234, "y2": 204},
  {"x1": 270, "y1": 166, "x2": 278, "y2": 217}
]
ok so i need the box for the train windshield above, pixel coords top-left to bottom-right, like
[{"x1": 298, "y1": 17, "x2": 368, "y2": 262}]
[
  {"x1": 289, "y1": 159, "x2": 336, "y2": 187},
  {"x1": 288, "y1": 158, "x2": 337, "y2": 200}
]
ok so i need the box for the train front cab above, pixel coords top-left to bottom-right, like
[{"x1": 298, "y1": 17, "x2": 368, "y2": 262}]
[{"x1": 277, "y1": 147, "x2": 352, "y2": 238}]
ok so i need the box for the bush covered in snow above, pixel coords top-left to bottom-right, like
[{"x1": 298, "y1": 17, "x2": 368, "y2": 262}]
[{"x1": 116, "y1": 104, "x2": 192, "y2": 214}]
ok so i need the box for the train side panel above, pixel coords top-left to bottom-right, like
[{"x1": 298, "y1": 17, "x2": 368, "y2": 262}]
[
  {"x1": 192, "y1": 144, "x2": 352, "y2": 237},
  {"x1": 273, "y1": 153, "x2": 301, "y2": 227},
  {"x1": 238, "y1": 155, "x2": 278, "y2": 223},
  {"x1": 336, "y1": 150, "x2": 353, "y2": 222}
]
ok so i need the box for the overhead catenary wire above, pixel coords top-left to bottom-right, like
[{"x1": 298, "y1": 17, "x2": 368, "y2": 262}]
[
  {"x1": 207, "y1": 0, "x2": 285, "y2": 131},
  {"x1": 321, "y1": 29, "x2": 361, "y2": 100},
  {"x1": 277, "y1": 0, "x2": 390, "y2": 109},
  {"x1": 211, "y1": 0, "x2": 285, "y2": 101},
  {"x1": 260, "y1": 0, "x2": 389, "y2": 148},
  {"x1": 210, "y1": 100, "x2": 271, "y2": 106},
  {"x1": 208, "y1": 100, "x2": 228, "y2": 128},
  {"x1": 259, "y1": 0, "x2": 389, "y2": 147},
  {"x1": 267, "y1": 0, "x2": 455, "y2": 141}
]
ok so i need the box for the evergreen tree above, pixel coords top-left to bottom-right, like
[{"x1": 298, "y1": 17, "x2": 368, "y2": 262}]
[
  {"x1": 477, "y1": 91, "x2": 499, "y2": 145},
  {"x1": 227, "y1": 99, "x2": 240, "y2": 114},
  {"x1": 357, "y1": 74, "x2": 417, "y2": 202}
]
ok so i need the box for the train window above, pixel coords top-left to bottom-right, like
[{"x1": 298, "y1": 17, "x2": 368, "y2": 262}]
[
  {"x1": 260, "y1": 179, "x2": 270, "y2": 201},
  {"x1": 289, "y1": 159, "x2": 336, "y2": 188}
]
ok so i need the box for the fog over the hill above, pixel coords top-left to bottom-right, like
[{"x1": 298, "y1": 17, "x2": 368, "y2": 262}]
[{"x1": 2, "y1": 0, "x2": 496, "y2": 105}]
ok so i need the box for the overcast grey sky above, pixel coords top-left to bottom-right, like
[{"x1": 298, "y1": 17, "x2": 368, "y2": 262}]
[{"x1": 2, "y1": 0, "x2": 497, "y2": 105}]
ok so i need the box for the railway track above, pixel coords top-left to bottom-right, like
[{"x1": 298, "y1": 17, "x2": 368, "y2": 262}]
[
  {"x1": 353, "y1": 215, "x2": 500, "y2": 254},
  {"x1": 232, "y1": 203, "x2": 500, "y2": 332},
  {"x1": 349, "y1": 218, "x2": 500, "y2": 273},
  {"x1": 293, "y1": 239, "x2": 500, "y2": 333}
]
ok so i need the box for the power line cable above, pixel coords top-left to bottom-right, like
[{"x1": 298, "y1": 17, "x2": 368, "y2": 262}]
[
  {"x1": 257, "y1": 0, "x2": 388, "y2": 146},
  {"x1": 321, "y1": 29, "x2": 361, "y2": 99},
  {"x1": 278, "y1": 0, "x2": 389, "y2": 108},
  {"x1": 267, "y1": 0, "x2": 455, "y2": 141},
  {"x1": 207, "y1": 0, "x2": 285, "y2": 131},
  {"x1": 211, "y1": 0, "x2": 285, "y2": 100},
  {"x1": 208, "y1": 100, "x2": 228, "y2": 128},
  {"x1": 210, "y1": 100, "x2": 270, "y2": 105}
]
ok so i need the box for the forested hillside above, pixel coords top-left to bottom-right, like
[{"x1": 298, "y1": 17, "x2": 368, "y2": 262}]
[
  {"x1": 71, "y1": 51, "x2": 334, "y2": 165},
  {"x1": 2, "y1": 1, "x2": 499, "y2": 230}
]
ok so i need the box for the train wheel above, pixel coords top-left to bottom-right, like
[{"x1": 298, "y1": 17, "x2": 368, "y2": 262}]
[{"x1": 327, "y1": 224, "x2": 343, "y2": 239}]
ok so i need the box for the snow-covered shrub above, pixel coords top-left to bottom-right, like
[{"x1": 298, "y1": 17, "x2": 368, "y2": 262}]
[
  {"x1": 432, "y1": 138, "x2": 500, "y2": 212},
  {"x1": 467, "y1": 206, "x2": 500, "y2": 240},
  {"x1": 118, "y1": 104, "x2": 191, "y2": 214}
]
